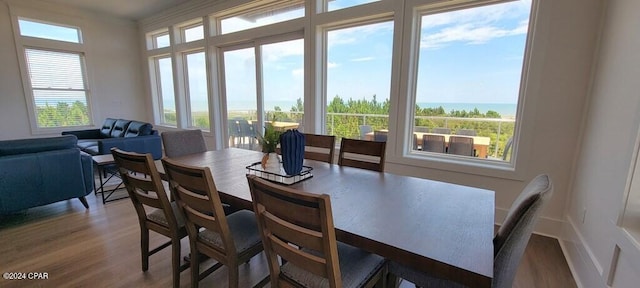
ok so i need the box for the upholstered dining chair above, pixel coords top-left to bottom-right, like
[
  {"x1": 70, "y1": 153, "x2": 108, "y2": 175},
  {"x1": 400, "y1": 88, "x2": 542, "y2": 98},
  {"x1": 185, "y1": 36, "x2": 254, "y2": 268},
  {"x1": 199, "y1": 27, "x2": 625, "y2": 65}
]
[
  {"x1": 422, "y1": 134, "x2": 446, "y2": 153},
  {"x1": 161, "y1": 157, "x2": 267, "y2": 288},
  {"x1": 110, "y1": 148, "x2": 188, "y2": 288},
  {"x1": 161, "y1": 129, "x2": 207, "y2": 158},
  {"x1": 448, "y1": 135, "x2": 475, "y2": 156},
  {"x1": 304, "y1": 133, "x2": 336, "y2": 164},
  {"x1": 246, "y1": 175, "x2": 387, "y2": 288},
  {"x1": 338, "y1": 138, "x2": 386, "y2": 172},
  {"x1": 389, "y1": 174, "x2": 554, "y2": 288}
]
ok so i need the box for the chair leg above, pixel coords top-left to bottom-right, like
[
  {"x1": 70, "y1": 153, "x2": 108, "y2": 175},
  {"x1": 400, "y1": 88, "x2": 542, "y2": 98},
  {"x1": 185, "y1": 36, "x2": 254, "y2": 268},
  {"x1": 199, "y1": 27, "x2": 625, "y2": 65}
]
[
  {"x1": 78, "y1": 196, "x2": 89, "y2": 209},
  {"x1": 141, "y1": 229, "x2": 149, "y2": 271},
  {"x1": 172, "y1": 237, "x2": 181, "y2": 288},
  {"x1": 190, "y1": 247, "x2": 200, "y2": 288},
  {"x1": 228, "y1": 266, "x2": 239, "y2": 288}
]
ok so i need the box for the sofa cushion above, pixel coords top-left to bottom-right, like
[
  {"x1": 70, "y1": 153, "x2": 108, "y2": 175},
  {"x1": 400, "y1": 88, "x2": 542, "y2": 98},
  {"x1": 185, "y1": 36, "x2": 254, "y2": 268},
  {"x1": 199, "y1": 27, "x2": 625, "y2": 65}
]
[
  {"x1": 100, "y1": 118, "x2": 118, "y2": 138},
  {"x1": 124, "y1": 121, "x2": 153, "y2": 137},
  {"x1": 110, "y1": 119, "x2": 132, "y2": 138},
  {"x1": 0, "y1": 135, "x2": 77, "y2": 156}
]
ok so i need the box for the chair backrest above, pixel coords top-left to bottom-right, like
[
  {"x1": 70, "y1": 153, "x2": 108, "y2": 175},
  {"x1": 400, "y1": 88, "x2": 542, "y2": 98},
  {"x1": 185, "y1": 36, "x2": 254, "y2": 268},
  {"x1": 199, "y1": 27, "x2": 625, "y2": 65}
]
[
  {"x1": 228, "y1": 120, "x2": 241, "y2": 137},
  {"x1": 414, "y1": 126, "x2": 429, "y2": 133},
  {"x1": 338, "y1": 138, "x2": 386, "y2": 172},
  {"x1": 304, "y1": 133, "x2": 336, "y2": 164},
  {"x1": 359, "y1": 125, "x2": 372, "y2": 140},
  {"x1": 247, "y1": 175, "x2": 342, "y2": 288},
  {"x1": 422, "y1": 134, "x2": 446, "y2": 153},
  {"x1": 456, "y1": 129, "x2": 477, "y2": 136},
  {"x1": 373, "y1": 130, "x2": 388, "y2": 142},
  {"x1": 493, "y1": 174, "x2": 553, "y2": 288},
  {"x1": 111, "y1": 148, "x2": 179, "y2": 233},
  {"x1": 161, "y1": 129, "x2": 207, "y2": 158},
  {"x1": 161, "y1": 157, "x2": 236, "y2": 260},
  {"x1": 237, "y1": 119, "x2": 255, "y2": 137},
  {"x1": 503, "y1": 137, "x2": 514, "y2": 161},
  {"x1": 448, "y1": 136, "x2": 474, "y2": 156},
  {"x1": 431, "y1": 127, "x2": 451, "y2": 134}
]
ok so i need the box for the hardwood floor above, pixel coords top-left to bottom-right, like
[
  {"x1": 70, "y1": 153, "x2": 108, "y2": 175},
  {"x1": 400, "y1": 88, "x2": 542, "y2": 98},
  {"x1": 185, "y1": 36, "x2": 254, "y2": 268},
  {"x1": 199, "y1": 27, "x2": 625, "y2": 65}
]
[{"x1": 0, "y1": 192, "x2": 576, "y2": 288}]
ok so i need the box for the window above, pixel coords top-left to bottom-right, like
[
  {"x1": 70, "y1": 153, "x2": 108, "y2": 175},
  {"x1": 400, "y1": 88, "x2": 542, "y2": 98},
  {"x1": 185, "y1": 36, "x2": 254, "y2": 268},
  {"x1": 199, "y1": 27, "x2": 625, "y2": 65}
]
[
  {"x1": 154, "y1": 56, "x2": 177, "y2": 126},
  {"x1": 184, "y1": 51, "x2": 209, "y2": 129},
  {"x1": 151, "y1": 31, "x2": 170, "y2": 49},
  {"x1": 18, "y1": 18, "x2": 81, "y2": 43},
  {"x1": 219, "y1": 0, "x2": 305, "y2": 34},
  {"x1": 14, "y1": 16, "x2": 92, "y2": 130},
  {"x1": 325, "y1": 0, "x2": 380, "y2": 12},
  {"x1": 409, "y1": 0, "x2": 531, "y2": 162},
  {"x1": 325, "y1": 21, "x2": 394, "y2": 142},
  {"x1": 182, "y1": 24, "x2": 204, "y2": 42}
]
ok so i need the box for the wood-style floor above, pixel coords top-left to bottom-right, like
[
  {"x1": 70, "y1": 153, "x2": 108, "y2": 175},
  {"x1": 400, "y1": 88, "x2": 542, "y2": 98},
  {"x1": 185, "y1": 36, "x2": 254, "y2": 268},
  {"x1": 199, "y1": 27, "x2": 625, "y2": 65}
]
[{"x1": 0, "y1": 190, "x2": 576, "y2": 288}]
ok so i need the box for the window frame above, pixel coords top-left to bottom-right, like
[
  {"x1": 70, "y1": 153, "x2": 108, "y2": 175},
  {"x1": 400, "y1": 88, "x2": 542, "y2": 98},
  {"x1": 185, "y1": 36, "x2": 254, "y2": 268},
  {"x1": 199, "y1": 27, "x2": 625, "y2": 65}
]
[
  {"x1": 389, "y1": 0, "x2": 537, "y2": 179},
  {"x1": 10, "y1": 7, "x2": 95, "y2": 134}
]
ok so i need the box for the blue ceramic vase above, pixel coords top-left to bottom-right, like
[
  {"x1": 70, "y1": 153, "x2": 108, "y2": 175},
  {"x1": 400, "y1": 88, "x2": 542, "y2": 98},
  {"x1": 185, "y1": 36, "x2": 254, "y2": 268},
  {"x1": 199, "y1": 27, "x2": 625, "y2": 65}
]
[{"x1": 279, "y1": 129, "x2": 305, "y2": 175}]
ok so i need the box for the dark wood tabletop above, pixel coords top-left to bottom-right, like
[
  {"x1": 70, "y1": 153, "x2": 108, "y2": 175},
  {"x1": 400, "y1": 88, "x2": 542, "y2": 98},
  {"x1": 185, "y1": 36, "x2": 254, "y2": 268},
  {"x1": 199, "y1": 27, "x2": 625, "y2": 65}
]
[{"x1": 156, "y1": 148, "x2": 494, "y2": 287}]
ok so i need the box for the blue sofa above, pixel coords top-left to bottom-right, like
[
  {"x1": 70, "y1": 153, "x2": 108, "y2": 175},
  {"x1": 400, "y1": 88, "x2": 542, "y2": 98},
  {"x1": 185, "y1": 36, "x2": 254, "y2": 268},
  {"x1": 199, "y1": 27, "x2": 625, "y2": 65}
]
[
  {"x1": 62, "y1": 118, "x2": 162, "y2": 160},
  {"x1": 0, "y1": 135, "x2": 94, "y2": 214}
]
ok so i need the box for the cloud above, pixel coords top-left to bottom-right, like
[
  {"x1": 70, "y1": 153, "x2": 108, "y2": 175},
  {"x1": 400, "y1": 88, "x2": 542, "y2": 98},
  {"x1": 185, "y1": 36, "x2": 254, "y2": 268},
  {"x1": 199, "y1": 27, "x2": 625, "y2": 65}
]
[
  {"x1": 327, "y1": 62, "x2": 339, "y2": 69},
  {"x1": 350, "y1": 57, "x2": 374, "y2": 62},
  {"x1": 420, "y1": 0, "x2": 530, "y2": 49},
  {"x1": 292, "y1": 68, "x2": 304, "y2": 76}
]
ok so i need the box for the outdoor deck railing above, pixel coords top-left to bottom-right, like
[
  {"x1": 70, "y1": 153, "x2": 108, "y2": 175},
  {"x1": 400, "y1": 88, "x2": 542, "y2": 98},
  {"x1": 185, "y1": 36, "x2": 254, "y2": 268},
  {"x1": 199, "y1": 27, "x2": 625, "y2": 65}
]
[{"x1": 228, "y1": 110, "x2": 516, "y2": 159}]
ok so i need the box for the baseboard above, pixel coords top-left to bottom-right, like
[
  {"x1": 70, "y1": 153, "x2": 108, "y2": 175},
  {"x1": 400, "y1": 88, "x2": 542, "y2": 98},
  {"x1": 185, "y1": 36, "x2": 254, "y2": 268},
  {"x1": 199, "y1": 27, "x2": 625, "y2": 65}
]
[{"x1": 559, "y1": 216, "x2": 608, "y2": 288}]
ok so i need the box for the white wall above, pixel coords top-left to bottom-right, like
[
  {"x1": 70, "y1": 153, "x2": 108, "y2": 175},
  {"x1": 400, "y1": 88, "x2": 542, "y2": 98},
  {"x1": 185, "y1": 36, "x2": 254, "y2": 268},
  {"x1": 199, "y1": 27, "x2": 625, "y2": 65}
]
[
  {"x1": 563, "y1": 0, "x2": 640, "y2": 286},
  {"x1": 0, "y1": 0, "x2": 148, "y2": 140}
]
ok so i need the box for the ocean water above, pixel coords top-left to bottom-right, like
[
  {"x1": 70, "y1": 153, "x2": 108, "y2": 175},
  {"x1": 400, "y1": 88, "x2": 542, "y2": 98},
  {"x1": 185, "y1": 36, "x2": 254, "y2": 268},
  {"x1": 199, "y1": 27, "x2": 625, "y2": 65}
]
[{"x1": 417, "y1": 102, "x2": 517, "y2": 118}]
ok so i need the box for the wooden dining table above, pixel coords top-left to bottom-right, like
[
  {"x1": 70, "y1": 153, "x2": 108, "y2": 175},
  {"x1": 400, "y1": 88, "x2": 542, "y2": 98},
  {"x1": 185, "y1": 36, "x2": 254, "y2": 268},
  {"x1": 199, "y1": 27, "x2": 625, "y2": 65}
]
[{"x1": 156, "y1": 148, "x2": 494, "y2": 287}]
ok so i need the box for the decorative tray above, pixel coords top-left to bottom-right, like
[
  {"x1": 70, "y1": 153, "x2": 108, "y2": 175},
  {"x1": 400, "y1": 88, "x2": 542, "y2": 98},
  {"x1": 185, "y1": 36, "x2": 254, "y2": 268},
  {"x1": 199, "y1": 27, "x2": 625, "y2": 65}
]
[{"x1": 246, "y1": 162, "x2": 313, "y2": 185}]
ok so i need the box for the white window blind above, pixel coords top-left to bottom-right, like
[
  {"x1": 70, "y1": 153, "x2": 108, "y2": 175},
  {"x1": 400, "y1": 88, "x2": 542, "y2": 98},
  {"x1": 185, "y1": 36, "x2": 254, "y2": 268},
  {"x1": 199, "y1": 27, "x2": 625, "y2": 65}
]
[{"x1": 25, "y1": 48, "x2": 90, "y2": 127}]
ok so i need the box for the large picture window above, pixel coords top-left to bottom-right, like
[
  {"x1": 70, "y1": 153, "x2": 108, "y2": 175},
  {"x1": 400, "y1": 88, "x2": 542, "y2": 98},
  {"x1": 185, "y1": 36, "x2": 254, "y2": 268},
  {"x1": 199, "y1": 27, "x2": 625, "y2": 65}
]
[
  {"x1": 14, "y1": 17, "x2": 92, "y2": 130},
  {"x1": 410, "y1": 0, "x2": 531, "y2": 162}
]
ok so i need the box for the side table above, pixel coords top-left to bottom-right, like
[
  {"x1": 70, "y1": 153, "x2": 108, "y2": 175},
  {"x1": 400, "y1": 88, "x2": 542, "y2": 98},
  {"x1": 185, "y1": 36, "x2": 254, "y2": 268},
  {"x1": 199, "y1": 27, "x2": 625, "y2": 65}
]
[{"x1": 92, "y1": 154, "x2": 128, "y2": 204}]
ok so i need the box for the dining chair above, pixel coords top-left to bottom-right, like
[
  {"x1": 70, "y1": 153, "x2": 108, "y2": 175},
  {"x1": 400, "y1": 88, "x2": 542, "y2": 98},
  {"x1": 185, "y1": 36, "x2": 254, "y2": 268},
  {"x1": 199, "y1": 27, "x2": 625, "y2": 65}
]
[
  {"x1": 456, "y1": 128, "x2": 477, "y2": 136},
  {"x1": 431, "y1": 127, "x2": 451, "y2": 134},
  {"x1": 503, "y1": 137, "x2": 514, "y2": 161},
  {"x1": 448, "y1": 135, "x2": 475, "y2": 156},
  {"x1": 359, "y1": 125, "x2": 372, "y2": 140},
  {"x1": 414, "y1": 126, "x2": 429, "y2": 133},
  {"x1": 237, "y1": 119, "x2": 256, "y2": 149},
  {"x1": 304, "y1": 133, "x2": 336, "y2": 164},
  {"x1": 228, "y1": 120, "x2": 241, "y2": 147},
  {"x1": 389, "y1": 174, "x2": 554, "y2": 288},
  {"x1": 338, "y1": 138, "x2": 386, "y2": 172},
  {"x1": 373, "y1": 130, "x2": 388, "y2": 142},
  {"x1": 246, "y1": 175, "x2": 387, "y2": 288},
  {"x1": 413, "y1": 133, "x2": 420, "y2": 150},
  {"x1": 161, "y1": 157, "x2": 267, "y2": 288},
  {"x1": 110, "y1": 148, "x2": 188, "y2": 288},
  {"x1": 161, "y1": 129, "x2": 207, "y2": 158},
  {"x1": 422, "y1": 134, "x2": 446, "y2": 153}
]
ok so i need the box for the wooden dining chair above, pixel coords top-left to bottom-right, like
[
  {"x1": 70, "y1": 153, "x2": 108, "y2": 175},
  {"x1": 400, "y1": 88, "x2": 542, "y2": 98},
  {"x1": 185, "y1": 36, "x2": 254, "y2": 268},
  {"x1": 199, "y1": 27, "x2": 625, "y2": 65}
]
[
  {"x1": 246, "y1": 175, "x2": 387, "y2": 288},
  {"x1": 161, "y1": 129, "x2": 207, "y2": 158},
  {"x1": 448, "y1": 135, "x2": 475, "y2": 156},
  {"x1": 304, "y1": 133, "x2": 336, "y2": 164},
  {"x1": 161, "y1": 157, "x2": 267, "y2": 288},
  {"x1": 422, "y1": 134, "x2": 446, "y2": 153},
  {"x1": 338, "y1": 138, "x2": 386, "y2": 172},
  {"x1": 110, "y1": 148, "x2": 188, "y2": 288},
  {"x1": 389, "y1": 174, "x2": 554, "y2": 288}
]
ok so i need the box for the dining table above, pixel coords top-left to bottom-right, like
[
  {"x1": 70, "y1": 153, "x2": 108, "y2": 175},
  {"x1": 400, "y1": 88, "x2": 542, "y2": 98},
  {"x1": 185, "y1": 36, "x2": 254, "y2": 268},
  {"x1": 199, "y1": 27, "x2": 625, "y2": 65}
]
[{"x1": 156, "y1": 148, "x2": 494, "y2": 287}]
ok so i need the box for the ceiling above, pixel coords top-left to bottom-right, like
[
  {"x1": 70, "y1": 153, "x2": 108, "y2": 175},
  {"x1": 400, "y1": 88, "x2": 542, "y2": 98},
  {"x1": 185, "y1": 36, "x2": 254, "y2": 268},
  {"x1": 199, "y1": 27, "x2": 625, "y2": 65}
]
[{"x1": 41, "y1": 0, "x2": 191, "y2": 20}]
